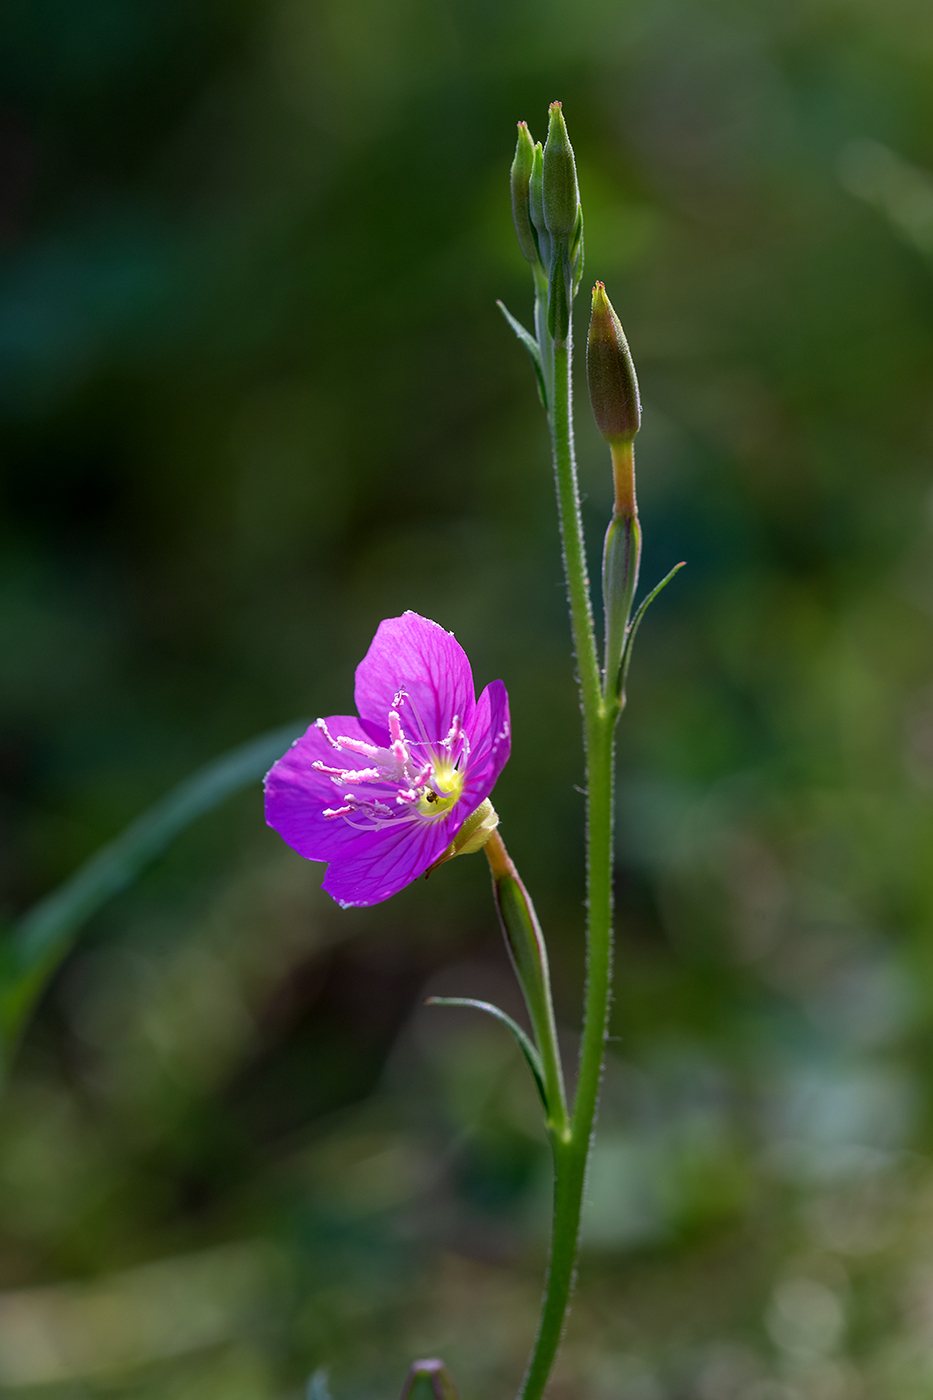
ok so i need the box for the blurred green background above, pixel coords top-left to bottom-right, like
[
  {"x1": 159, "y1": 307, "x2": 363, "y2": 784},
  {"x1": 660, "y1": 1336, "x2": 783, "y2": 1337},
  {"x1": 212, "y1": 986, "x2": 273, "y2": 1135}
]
[{"x1": 2, "y1": 0, "x2": 933, "y2": 1397}]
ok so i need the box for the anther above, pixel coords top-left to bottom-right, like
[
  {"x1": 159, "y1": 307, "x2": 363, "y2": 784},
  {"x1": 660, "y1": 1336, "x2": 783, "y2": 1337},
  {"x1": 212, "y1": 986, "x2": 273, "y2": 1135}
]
[
  {"x1": 388, "y1": 710, "x2": 405, "y2": 743},
  {"x1": 315, "y1": 718, "x2": 343, "y2": 750},
  {"x1": 335, "y1": 735, "x2": 381, "y2": 759}
]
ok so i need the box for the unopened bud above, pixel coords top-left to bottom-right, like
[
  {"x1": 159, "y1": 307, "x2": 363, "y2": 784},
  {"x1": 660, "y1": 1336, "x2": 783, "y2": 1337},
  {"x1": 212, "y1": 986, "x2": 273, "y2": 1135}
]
[
  {"x1": 510, "y1": 121, "x2": 538, "y2": 265},
  {"x1": 586, "y1": 282, "x2": 640, "y2": 445},
  {"x1": 399, "y1": 1361, "x2": 459, "y2": 1400},
  {"x1": 542, "y1": 101, "x2": 580, "y2": 240},
  {"x1": 529, "y1": 140, "x2": 546, "y2": 236}
]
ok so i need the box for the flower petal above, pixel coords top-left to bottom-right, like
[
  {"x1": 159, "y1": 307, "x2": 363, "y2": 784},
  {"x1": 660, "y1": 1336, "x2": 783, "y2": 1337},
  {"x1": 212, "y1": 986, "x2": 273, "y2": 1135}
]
[
  {"x1": 265, "y1": 712, "x2": 462, "y2": 906},
  {"x1": 264, "y1": 715, "x2": 390, "y2": 862},
  {"x1": 462, "y1": 679, "x2": 511, "y2": 802},
  {"x1": 354, "y1": 612, "x2": 476, "y2": 743},
  {"x1": 321, "y1": 816, "x2": 454, "y2": 907}
]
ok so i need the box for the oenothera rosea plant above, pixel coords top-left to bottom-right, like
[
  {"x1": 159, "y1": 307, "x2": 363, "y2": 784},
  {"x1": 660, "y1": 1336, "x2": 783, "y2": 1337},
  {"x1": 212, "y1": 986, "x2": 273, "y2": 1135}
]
[{"x1": 265, "y1": 102, "x2": 682, "y2": 1400}]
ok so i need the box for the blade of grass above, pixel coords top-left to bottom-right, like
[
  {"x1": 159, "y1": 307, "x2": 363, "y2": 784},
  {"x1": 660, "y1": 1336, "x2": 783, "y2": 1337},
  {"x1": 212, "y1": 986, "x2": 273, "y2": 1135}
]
[{"x1": 0, "y1": 720, "x2": 307, "y2": 1065}]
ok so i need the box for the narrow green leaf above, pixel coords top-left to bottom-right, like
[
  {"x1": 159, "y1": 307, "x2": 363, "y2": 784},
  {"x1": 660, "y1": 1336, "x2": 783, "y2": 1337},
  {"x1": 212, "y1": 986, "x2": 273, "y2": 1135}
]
[
  {"x1": 571, "y1": 206, "x2": 584, "y2": 292},
  {"x1": 496, "y1": 299, "x2": 547, "y2": 410},
  {"x1": 427, "y1": 996, "x2": 548, "y2": 1110},
  {"x1": 617, "y1": 561, "x2": 686, "y2": 701},
  {"x1": 0, "y1": 720, "x2": 308, "y2": 1061}
]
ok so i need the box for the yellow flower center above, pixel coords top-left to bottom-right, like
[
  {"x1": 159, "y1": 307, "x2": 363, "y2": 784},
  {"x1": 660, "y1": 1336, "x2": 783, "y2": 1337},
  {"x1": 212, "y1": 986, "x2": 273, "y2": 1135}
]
[{"x1": 417, "y1": 756, "x2": 464, "y2": 818}]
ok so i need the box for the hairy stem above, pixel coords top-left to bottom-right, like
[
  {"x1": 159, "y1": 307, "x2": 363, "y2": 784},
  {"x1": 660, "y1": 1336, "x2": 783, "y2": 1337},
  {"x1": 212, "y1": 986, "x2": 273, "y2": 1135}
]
[
  {"x1": 548, "y1": 337, "x2": 602, "y2": 722},
  {"x1": 518, "y1": 326, "x2": 617, "y2": 1400}
]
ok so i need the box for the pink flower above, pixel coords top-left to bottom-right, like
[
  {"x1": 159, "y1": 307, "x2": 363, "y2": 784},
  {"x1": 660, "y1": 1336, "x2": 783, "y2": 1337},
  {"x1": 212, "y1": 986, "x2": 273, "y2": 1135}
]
[{"x1": 264, "y1": 612, "x2": 511, "y2": 907}]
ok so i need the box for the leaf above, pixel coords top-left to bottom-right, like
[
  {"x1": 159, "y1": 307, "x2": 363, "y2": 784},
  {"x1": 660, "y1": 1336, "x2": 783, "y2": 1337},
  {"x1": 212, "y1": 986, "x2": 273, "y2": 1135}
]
[
  {"x1": 426, "y1": 996, "x2": 548, "y2": 1110},
  {"x1": 0, "y1": 719, "x2": 308, "y2": 1066},
  {"x1": 496, "y1": 299, "x2": 547, "y2": 410},
  {"x1": 571, "y1": 206, "x2": 584, "y2": 292},
  {"x1": 617, "y1": 561, "x2": 686, "y2": 702}
]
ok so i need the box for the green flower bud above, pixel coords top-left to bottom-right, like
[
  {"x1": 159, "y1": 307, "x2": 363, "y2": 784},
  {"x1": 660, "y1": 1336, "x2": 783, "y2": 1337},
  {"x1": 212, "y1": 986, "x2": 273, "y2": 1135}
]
[
  {"x1": 542, "y1": 101, "x2": 580, "y2": 240},
  {"x1": 510, "y1": 121, "x2": 539, "y2": 265},
  {"x1": 529, "y1": 140, "x2": 545, "y2": 231},
  {"x1": 529, "y1": 140, "x2": 554, "y2": 283},
  {"x1": 586, "y1": 281, "x2": 641, "y2": 445}
]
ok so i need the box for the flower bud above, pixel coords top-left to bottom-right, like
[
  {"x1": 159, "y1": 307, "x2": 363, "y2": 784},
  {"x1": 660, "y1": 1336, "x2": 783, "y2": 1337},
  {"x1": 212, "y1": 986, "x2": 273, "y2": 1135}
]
[
  {"x1": 510, "y1": 121, "x2": 539, "y2": 265},
  {"x1": 528, "y1": 140, "x2": 550, "y2": 265},
  {"x1": 542, "y1": 101, "x2": 580, "y2": 240},
  {"x1": 586, "y1": 281, "x2": 640, "y2": 445},
  {"x1": 399, "y1": 1361, "x2": 459, "y2": 1400}
]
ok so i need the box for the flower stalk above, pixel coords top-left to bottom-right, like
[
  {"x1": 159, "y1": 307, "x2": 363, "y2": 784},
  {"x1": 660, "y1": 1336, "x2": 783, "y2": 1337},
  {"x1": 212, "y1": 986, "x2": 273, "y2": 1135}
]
[{"x1": 501, "y1": 106, "x2": 672, "y2": 1400}]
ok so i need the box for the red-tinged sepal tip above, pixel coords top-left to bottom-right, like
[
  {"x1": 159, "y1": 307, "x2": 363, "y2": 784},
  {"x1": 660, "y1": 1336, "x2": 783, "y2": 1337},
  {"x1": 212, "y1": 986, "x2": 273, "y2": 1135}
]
[{"x1": 587, "y1": 281, "x2": 641, "y2": 444}]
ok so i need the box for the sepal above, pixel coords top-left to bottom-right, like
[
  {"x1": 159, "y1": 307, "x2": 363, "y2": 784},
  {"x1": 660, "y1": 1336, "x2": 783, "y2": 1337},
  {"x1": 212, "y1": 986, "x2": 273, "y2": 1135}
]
[{"x1": 426, "y1": 799, "x2": 498, "y2": 875}]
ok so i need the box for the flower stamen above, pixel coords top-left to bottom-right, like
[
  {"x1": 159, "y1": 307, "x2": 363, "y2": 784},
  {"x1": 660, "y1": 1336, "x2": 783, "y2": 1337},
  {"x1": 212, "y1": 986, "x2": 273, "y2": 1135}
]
[{"x1": 317, "y1": 703, "x2": 468, "y2": 830}]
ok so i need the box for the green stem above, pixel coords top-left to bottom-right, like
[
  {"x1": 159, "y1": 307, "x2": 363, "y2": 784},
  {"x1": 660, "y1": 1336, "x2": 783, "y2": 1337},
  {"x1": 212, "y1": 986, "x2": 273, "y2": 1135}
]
[
  {"x1": 518, "y1": 323, "x2": 618, "y2": 1400},
  {"x1": 548, "y1": 338, "x2": 602, "y2": 720},
  {"x1": 570, "y1": 711, "x2": 616, "y2": 1148}
]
